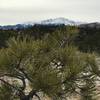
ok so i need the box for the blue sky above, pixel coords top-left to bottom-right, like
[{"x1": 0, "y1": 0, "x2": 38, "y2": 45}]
[{"x1": 0, "y1": 0, "x2": 100, "y2": 25}]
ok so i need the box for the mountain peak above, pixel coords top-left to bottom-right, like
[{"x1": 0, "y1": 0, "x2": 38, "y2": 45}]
[
  {"x1": 0, "y1": 17, "x2": 85, "y2": 30},
  {"x1": 38, "y1": 17, "x2": 82, "y2": 25}
]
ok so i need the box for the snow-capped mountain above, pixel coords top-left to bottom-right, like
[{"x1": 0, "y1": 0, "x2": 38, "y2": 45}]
[
  {"x1": 0, "y1": 17, "x2": 85, "y2": 30},
  {"x1": 23, "y1": 17, "x2": 84, "y2": 26},
  {"x1": 38, "y1": 17, "x2": 83, "y2": 25}
]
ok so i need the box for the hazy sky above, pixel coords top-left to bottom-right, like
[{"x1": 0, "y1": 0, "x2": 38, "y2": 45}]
[{"x1": 0, "y1": 0, "x2": 100, "y2": 25}]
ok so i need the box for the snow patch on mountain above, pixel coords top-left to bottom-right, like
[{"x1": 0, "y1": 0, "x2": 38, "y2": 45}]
[
  {"x1": 0, "y1": 17, "x2": 86, "y2": 30},
  {"x1": 22, "y1": 17, "x2": 84, "y2": 26},
  {"x1": 38, "y1": 17, "x2": 83, "y2": 25}
]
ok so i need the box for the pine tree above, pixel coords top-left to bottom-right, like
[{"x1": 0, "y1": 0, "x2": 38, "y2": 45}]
[{"x1": 0, "y1": 27, "x2": 100, "y2": 100}]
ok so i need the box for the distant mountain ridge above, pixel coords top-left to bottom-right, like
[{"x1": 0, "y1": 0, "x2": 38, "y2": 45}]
[
  {"x1": 80, "y1": 22, "x2": 100, "y2": 28},
  {"x1": 37, "y1": 17, "x2": 83, "y2": 25},
  {"x1": 0, "y1": 17, "x2": 99, "y2": 30}
]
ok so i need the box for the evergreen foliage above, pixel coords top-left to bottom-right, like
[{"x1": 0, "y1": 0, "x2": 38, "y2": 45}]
[{"x1": 0, "y1": 26, "x2": 100, "y2": 100}]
